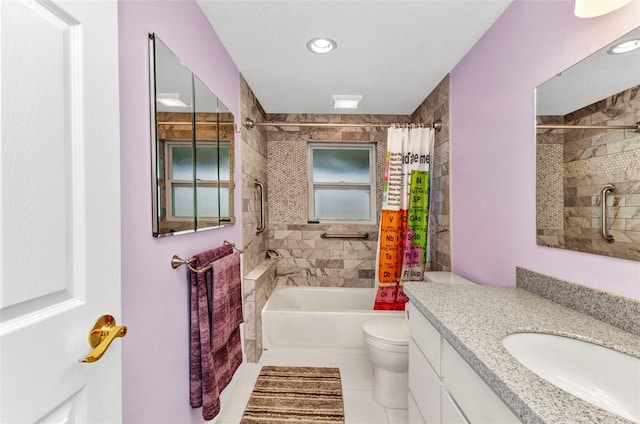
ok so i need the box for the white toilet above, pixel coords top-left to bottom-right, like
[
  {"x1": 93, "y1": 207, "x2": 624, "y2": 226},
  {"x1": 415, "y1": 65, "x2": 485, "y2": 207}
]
[
  {"x1": 363, "y1": 272, "x2": 476, "y2": 409},
  {"x1": 362, "y1": 318, "x2": 410, "y2": 409}
]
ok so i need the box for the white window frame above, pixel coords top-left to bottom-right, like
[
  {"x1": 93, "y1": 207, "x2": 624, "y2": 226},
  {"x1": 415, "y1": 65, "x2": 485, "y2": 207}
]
[
  {"x1": 308, "y1": 142, "x2": 377, "y2": 224},
  {"x1": 164, "y1": 139, "x2": 231, "y2": 222}
]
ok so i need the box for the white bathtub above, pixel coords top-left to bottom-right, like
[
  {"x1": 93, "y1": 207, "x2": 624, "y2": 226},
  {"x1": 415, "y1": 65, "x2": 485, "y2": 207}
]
[{"x1": 262, "y1": 286, "x2": 405, "y2": 350}]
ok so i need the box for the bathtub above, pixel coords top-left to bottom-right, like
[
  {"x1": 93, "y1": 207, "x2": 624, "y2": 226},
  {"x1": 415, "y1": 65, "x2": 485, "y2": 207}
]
[{"x1": 262, "y1": 286, "x2": 405, "y2": 350}]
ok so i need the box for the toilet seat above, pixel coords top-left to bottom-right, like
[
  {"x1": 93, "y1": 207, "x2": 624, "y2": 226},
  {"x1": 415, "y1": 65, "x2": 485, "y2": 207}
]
[{"x1": 363, "y1": 318, "x2": 409, "y2": 346}]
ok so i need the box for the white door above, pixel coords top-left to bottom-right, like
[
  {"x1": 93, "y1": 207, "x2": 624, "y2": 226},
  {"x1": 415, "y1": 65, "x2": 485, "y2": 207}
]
[{"x1": 0, "y1": 0, "x2": 122, "y2": 422}]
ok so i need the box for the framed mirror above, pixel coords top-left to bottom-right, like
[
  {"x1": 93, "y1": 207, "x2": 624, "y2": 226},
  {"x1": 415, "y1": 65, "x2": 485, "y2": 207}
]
[
  {"x1": 149, "y1": 33, "x2": 235, "y2": 237},
  {"x1": 535, "y1": 27, "x2": 640, "y2": 261}
]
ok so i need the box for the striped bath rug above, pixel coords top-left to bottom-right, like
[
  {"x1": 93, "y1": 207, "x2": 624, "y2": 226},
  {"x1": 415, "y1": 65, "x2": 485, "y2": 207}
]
[{"x1": 240, "y1": 366, "x2": 345, "y2": 423}]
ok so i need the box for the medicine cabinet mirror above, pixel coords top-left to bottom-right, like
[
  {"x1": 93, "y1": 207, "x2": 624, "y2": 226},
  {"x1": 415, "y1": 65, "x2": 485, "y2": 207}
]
[
  {"x1": 535, "y1": 27, "x2": 640, "y2": 261},
  {"x1": 149, "y1": 33, "x2": 235, "y2": 237}
]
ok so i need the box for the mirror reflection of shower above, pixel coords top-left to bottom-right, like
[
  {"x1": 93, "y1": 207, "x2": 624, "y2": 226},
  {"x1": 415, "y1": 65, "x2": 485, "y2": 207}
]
[{"x1": 535, "y1": 27, "x2": 640, "y2": 262}]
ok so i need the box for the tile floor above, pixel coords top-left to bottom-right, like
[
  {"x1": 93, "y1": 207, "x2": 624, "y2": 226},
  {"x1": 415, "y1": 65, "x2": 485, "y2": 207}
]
[{"x1": 215, "y1": 346, "x2": 408, "y2": 424}]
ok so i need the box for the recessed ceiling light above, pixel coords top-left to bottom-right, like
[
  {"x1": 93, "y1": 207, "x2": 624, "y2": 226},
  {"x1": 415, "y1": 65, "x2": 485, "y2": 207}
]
[
  {"x1": 157, "y1": 93, "x2": 190, "y2": 107},
  {"x1": 307, "y1": 37, "x2": 337, "y2": 54},
  {"x1": 607, "y1": 38, "x2": 640, "y2": 55},
  {"x1": 332, "y1": 95, "x2": 362, "y2": 109},
  {"x1": 574, "y1": 0, "x2": 632, "y2": 17}
]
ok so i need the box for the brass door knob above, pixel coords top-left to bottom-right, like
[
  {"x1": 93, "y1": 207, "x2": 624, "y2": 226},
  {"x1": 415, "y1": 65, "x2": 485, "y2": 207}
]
[{"x1": 82, "y1": 315, "x2": 127, "y2": 363}]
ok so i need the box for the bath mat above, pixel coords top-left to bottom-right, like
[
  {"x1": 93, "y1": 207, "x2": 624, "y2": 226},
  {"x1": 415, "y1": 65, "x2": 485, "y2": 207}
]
[{"x1": 241, "y1": 366, "x2": 345, "y2": 423}]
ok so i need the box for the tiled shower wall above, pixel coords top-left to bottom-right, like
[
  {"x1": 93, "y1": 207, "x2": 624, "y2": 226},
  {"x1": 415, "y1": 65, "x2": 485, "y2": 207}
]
[
  {"x1": 239, "y1": 75, "x2": 454, "y2": 359},
  {"x1": 242, "y1": 259, "x2": 277, "y2": 362},
  {"x1": 266, "y1": 114, "x2": 401, "y2": 287},
  {"x1": 412, "y1": 75, "x2": 451, "y2": 271},
  {"x1": 240, "y1": 75, "x2": 269, "y2": 274},
  {"x1": 537, "y1": 85, "x2": 640, "y2": 261},
  {"x1": 536, "y1": 115, "x2": 565, "y2": 246},
  {"x1": 240, "y1": 75, "x2": 274, "y2": 362},
  {"x1": 265, "y1": 75, "x2": 452, "y2": 286}
]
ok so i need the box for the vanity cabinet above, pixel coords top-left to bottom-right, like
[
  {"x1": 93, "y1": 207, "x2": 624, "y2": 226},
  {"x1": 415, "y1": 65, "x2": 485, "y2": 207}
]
[{"x1": 407, "y1": 302, "x2": 520, "y2": 423}]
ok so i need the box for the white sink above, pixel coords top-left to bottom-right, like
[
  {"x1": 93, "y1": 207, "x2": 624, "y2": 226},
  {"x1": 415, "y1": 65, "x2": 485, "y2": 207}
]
[{"x1": 503, "y1": 332, "x2": 640, "y2": 422}]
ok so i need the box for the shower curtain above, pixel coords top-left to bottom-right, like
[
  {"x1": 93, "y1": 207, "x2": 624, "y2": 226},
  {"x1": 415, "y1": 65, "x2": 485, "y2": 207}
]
[{"x1": 374, "y1": 126, "x2": 434, "y2": 310}]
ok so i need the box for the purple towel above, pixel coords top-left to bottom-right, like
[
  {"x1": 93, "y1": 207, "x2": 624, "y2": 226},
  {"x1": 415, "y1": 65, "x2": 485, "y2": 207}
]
[{"x1": 189, "y1": 245, "x2": 243, "y2": 420}]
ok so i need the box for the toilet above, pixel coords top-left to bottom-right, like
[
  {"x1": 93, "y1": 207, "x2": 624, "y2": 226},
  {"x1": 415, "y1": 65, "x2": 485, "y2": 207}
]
[
  {"x1": 363, "y1": 272, "x2": 476, "y2": 409},
  {"x1": 362, "y1": 318, "x2": 410, "y2": 409}
]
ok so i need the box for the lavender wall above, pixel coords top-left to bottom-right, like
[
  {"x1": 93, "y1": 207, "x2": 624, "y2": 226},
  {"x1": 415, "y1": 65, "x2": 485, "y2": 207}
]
[
  {"x1": 450, "y1": 0, "x2": 640, "y2": 299},
  {"x1": 118, "y1": 1, "x2": 242, "y2": 422}
]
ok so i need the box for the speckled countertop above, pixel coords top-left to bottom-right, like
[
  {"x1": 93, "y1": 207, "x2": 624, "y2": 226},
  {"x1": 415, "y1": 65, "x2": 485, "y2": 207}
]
[{"x1": 403, "y1": 282, "x2": 640, "y2": 424}]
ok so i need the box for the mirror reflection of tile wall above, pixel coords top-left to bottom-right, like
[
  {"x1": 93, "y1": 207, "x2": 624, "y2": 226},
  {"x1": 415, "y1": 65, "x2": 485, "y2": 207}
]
[{"x1": 537, "y1": 85, "x2": 640, "y2": 261}]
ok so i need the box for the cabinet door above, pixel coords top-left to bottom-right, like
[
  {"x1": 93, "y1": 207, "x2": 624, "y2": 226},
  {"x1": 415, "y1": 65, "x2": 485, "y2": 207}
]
[
  {"x1": 408, "y1": 302, "x2": 442, "y2": 375},
  {"x1": 441, "y1": 388, "x2": 469, "y2": 424},
  {"x1": 442, "y1": 340, "x2": 520, "y2": 423},
  {"x1": 408, "y1": 391, "x2": 427, "y2": 424},
  {"x1": 409, "y1": 339, "x2": 441, "y2": 423}
]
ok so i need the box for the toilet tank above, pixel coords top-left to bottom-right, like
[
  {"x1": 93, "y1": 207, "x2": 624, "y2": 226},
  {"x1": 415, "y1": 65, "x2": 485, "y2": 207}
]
[{"x1": 424, "y1": 271, "x2": 476, "y2": 285}]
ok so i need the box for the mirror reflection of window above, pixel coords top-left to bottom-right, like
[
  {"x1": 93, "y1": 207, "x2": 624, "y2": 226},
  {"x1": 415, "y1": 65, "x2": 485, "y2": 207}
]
[{"x1": 165, "y1": 141, "x2": 231, "y2": 220}]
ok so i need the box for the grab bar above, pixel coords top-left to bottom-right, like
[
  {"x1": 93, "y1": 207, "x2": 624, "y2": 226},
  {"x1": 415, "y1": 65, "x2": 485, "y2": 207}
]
[
  {"x1": 321, "y1": 232, "x2": 370, "y2": 240},
  {"x1": 255, "y1": 179, "x2": 265, "y2": 234},
  {"x1": 600, "y1": 184, "x2": 615, "y2": 243}
]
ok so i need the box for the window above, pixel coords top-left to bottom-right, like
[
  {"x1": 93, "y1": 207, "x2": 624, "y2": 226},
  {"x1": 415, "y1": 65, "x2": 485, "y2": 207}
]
[
  {"x1": 165, "y1": 140, "x2": 230, "y2": 221},
  {"x1": 308, "y1": 143, "x2": 376, "y2": 222}
]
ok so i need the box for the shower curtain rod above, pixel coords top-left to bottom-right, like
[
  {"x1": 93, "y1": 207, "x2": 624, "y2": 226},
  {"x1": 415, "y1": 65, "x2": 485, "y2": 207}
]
[
  {"x1": 243, "y1": 117, "x2": 442, "y2": 132},
  {"x1": 537, "y1": 122, "x2": 640, "y2": 132},
  {"x1": 157, "y1": 121, "x2": 235, "y2": 126}
]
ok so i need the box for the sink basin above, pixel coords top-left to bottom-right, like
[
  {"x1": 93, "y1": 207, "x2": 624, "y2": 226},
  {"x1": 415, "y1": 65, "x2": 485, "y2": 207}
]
[{"x1": 503, "y1": 332, "x2": 640, "y2": 422}]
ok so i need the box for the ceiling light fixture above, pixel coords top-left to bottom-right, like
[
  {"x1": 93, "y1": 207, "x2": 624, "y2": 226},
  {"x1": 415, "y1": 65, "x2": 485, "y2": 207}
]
[
  {"x1": 574, "y1": 0, "x2": 632, "y2": 17},
  {"x1": 332, "y1": 95, "x2": 362, "y2": 109},
  {"x1": 307, "y1": 37, "x2": 337, "y2": 54},
  {"x1": 607, "y1": 38, "x2": 640, "y2": 55},
  {"x1": 157, "y1": 93, "x2": 191, "y2": 107}
]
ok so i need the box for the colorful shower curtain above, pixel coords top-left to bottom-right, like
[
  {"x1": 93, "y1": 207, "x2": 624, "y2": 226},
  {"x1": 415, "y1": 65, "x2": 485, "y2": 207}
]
[{"x1": 374, "y1": 126, "x2": 434, "y2": 310}]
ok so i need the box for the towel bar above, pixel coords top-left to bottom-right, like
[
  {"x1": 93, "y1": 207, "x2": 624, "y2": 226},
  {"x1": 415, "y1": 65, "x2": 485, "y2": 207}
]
[{"x1": 171, "y1": 240, "x2": 244, "y2": 274}]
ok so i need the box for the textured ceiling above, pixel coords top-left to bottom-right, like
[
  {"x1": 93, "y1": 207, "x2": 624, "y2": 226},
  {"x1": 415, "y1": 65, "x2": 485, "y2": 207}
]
[{"x1": 197, "y1": 0, "x2": 513, "y2": 115}]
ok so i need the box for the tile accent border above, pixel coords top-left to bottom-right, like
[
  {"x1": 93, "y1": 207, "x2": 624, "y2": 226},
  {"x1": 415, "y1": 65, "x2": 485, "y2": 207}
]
[{"x1": 516, "y1": 267, "x2": 640, "y2": 336}]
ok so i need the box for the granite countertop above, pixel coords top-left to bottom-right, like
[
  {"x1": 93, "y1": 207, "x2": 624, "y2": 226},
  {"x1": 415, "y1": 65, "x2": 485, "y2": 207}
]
[{"x1": 403, "y1": 282, "x2": 640, "y2": 424}]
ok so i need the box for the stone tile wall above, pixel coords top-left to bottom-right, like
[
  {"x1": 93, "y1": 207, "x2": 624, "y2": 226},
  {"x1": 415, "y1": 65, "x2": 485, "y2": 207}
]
[
  {"x1": 243, "y1": 258, "x2": 278, "y2": 362},
  {"x1": 411, "y1": 75, "x2": 451, "y2": 271},
  {"x1": 240, "y1": 75, "x2": 269, "y2": 274},
  {"x1": 239, "y1": 76, "x2": 454, "y2": 357},
  {"x1": 240, "y1": 75, "x2": 276, "y2": 362},
  {"x1": 537, "y1": 85, "x2": 640, "y2": 261},
  {"x1": 266, "y1": 114, "x2": 408, "y2": 287},
  {"x1": 269, "y1": 223, "x2": 379, "y2": 287},
  {"x1": 265, "y1": 83, "x2": 454, "y2": 285},
  {"x1": 536, "y1": 115, "x2": 566, "y2": 247}
]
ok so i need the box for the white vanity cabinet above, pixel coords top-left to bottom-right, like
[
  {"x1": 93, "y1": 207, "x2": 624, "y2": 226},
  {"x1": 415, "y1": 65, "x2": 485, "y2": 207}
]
[{"x1": 407, "y1": 302, "x2": 521, "y2": 424}]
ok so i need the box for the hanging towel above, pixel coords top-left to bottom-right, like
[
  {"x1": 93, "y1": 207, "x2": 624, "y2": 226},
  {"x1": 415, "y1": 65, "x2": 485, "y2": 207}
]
[{"x1": 189, "y1": 245, "x2": 243, "y2": 421}]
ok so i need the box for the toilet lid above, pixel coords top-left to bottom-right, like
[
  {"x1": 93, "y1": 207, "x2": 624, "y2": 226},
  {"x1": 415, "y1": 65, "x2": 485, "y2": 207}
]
[{"x1": 363, "y1": 319, "x2": 409, "y2": 345}]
